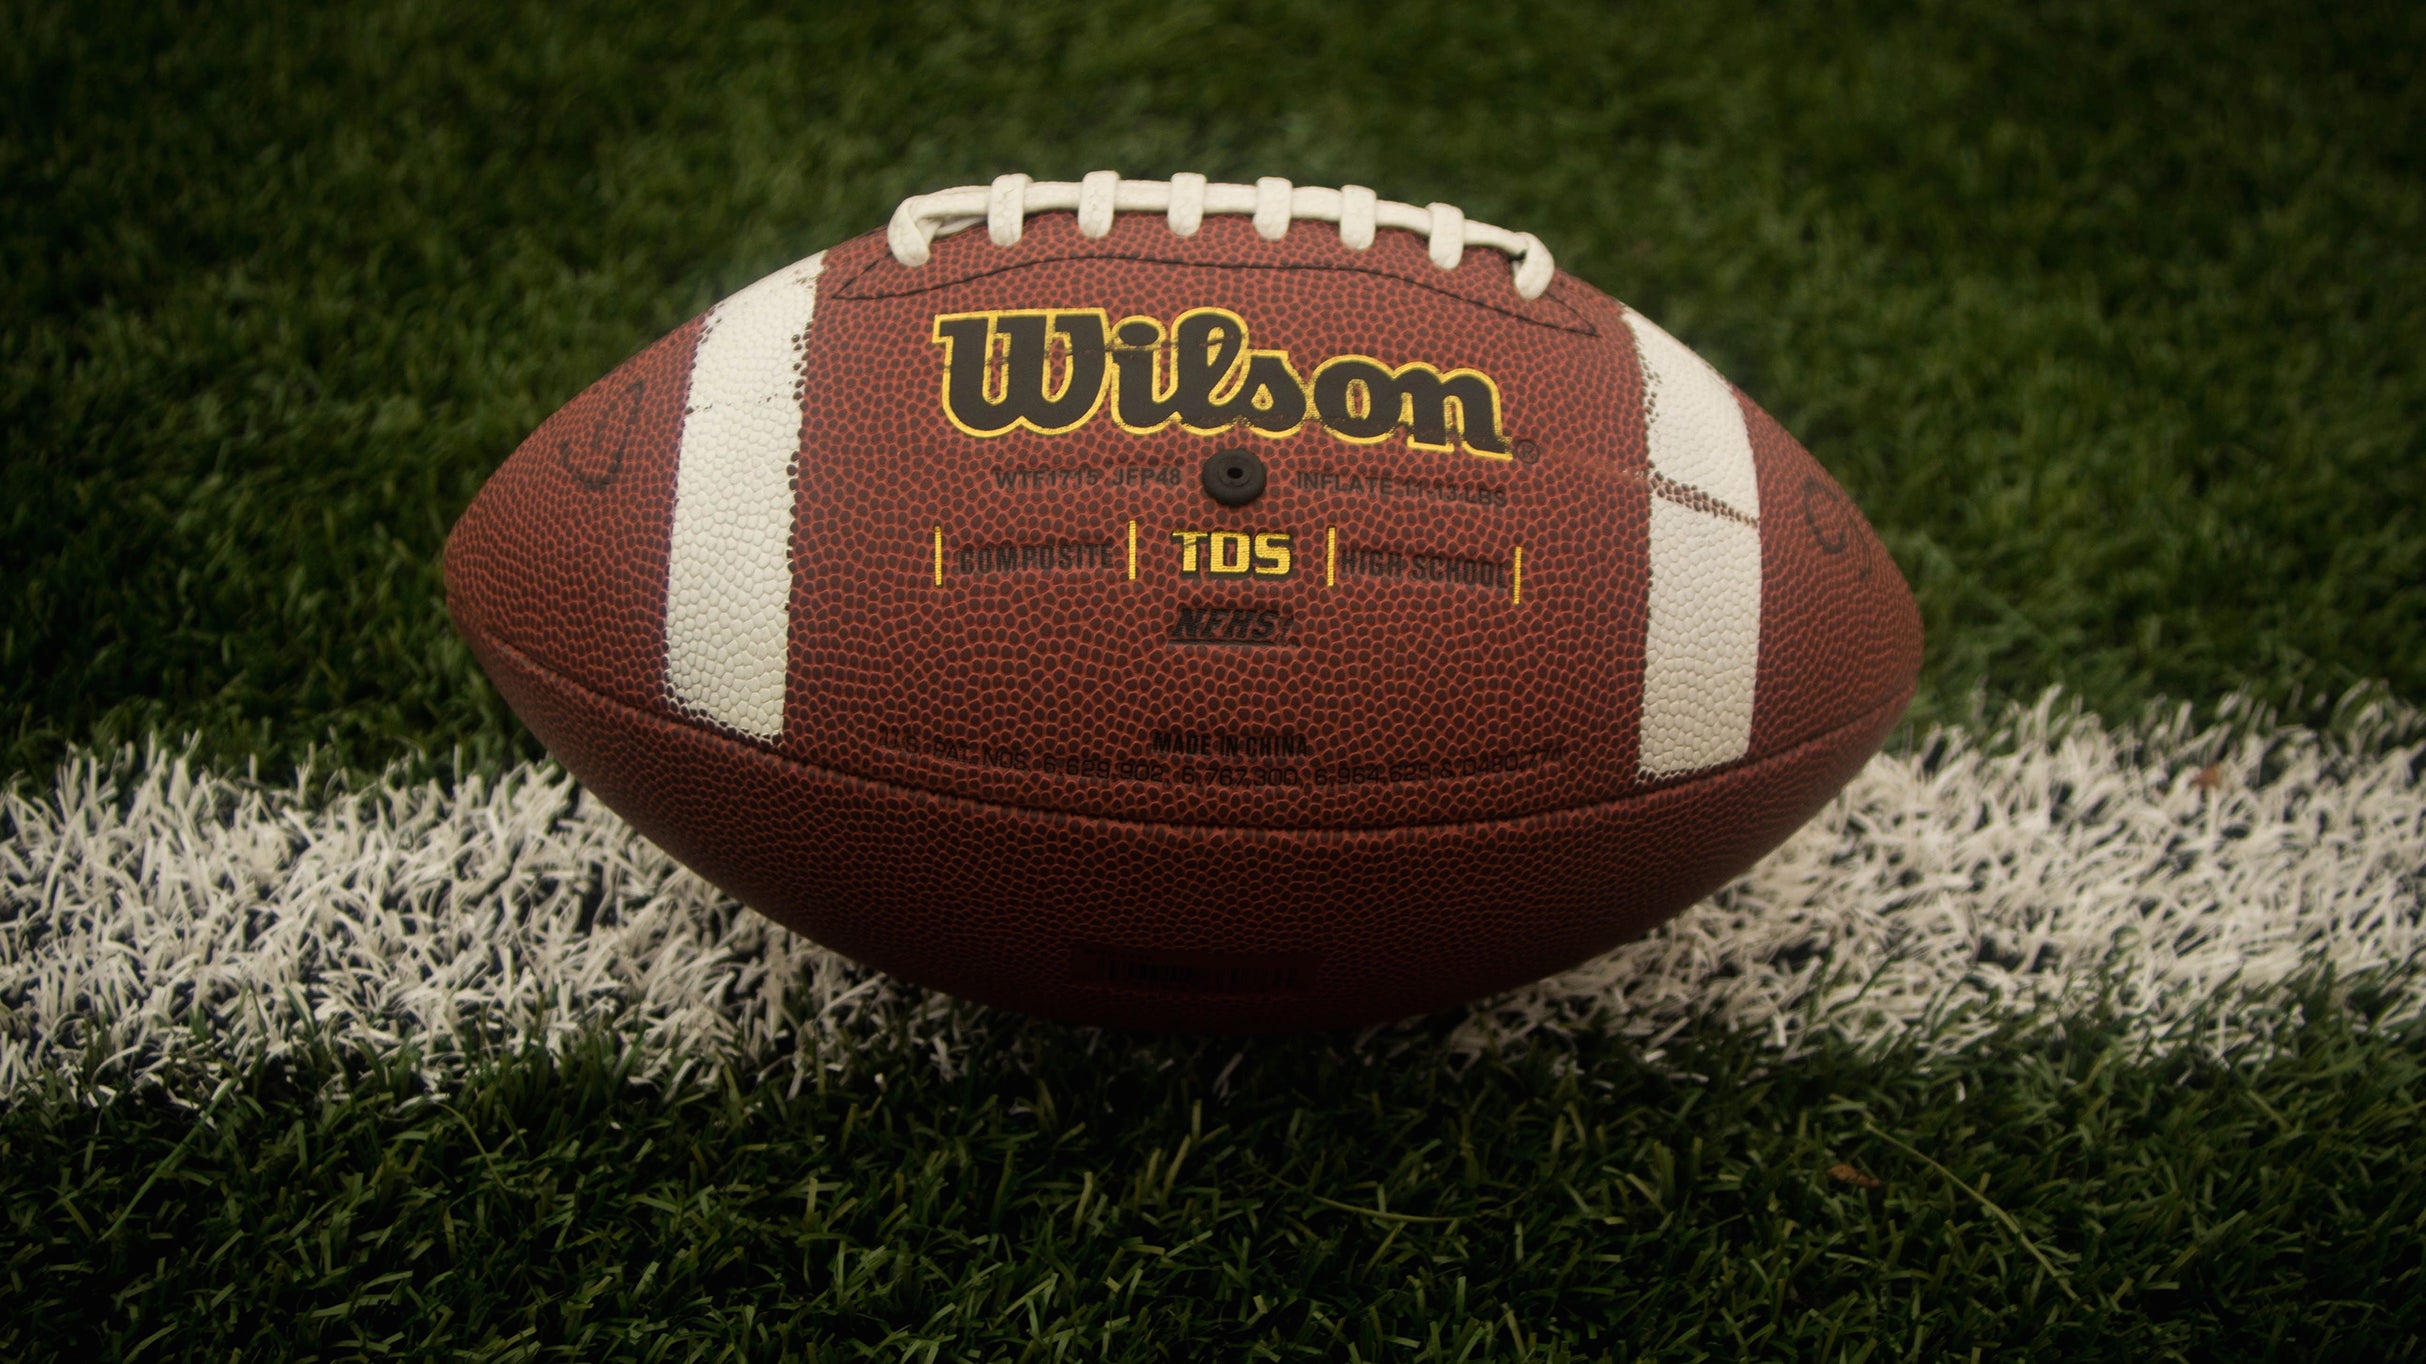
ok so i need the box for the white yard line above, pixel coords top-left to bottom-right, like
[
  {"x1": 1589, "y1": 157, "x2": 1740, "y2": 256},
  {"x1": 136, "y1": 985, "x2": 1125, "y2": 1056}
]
[
  {"x1": 2, "y1": 689, "x2": 2419, "y2": 1101},
  {"x1": 1461, "y1": 689, "x2": 2425, "y2": 1061}
]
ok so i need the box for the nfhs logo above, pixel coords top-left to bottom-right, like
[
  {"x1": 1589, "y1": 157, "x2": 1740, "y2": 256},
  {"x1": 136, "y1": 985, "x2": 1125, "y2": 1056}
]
[
  {"x1": 930, "y1": 307, "x2": 1512, "y2": 460},
  {"x1": 1170, "y1": 606, "x2": 1293, "y2": 645}
]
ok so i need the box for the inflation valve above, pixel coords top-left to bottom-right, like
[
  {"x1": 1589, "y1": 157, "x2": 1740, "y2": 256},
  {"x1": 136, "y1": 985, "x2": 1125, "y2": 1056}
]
[{"x1": 1201, "y1": 447, "x2": 1267, "y2": 507}]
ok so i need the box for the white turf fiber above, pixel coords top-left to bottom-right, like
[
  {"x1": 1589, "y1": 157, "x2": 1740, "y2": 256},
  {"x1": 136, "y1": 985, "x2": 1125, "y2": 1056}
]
[{"x1": 2, "y1": 689, "x2": 2420, "y2": 1102}]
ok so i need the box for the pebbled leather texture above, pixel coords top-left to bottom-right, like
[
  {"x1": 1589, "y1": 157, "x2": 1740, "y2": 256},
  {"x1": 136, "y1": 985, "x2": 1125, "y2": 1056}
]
[{"x1": 444, "y1": 200, "x2": 1924, "y2": 1032}]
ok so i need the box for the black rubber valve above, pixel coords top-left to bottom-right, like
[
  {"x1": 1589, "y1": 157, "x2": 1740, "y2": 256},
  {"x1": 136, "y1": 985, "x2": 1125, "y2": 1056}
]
[{"x1": 1201, "y1": 447, "x2": 1267, "y2": 506}]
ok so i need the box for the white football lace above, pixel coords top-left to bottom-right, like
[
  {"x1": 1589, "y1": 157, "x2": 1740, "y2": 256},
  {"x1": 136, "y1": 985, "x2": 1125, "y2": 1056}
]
[{"x1": 887, "y1": 171, "x2": 1556, "y2": 301}]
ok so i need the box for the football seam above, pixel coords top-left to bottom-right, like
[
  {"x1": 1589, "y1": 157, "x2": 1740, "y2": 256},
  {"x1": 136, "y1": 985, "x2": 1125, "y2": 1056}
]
[
  {"x1": 468, "y1": 622, "x2": 1915, "y2": 838},
  {"x1": 820, "y1": 234, "x2": 1603, "y2": 337},
  {"x1": 1644, "y1": 469, "x2": 1761, "y2": 528}
]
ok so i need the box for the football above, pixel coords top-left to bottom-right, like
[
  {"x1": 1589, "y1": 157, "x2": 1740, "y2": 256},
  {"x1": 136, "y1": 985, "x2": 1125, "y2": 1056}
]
[{"x1": 444, "y1": 172, "x2": 1923, "y2": 1032}]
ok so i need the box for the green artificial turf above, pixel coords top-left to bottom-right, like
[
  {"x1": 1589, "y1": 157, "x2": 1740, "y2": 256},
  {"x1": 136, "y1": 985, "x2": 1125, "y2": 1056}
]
[
  {"x1": 6, "y1": 0, "x2": 2425, "y2": 1357},
  {"x1": 5, "y1": 0, "x2": 2423, "y2": 782},
  {"x1": 6, "y1": 995, "x2": 2422, "y2": 1361}
]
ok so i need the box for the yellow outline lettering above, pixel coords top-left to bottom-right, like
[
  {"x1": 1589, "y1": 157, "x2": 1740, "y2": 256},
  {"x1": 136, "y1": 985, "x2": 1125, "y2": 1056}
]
[
  {"x1": 935, "y1": 307, "x2": 1510, "y2": 461},
  {"x1": 931, "y1": 309, "x2": 1111, "y2": 438},
  {"x1": 1309, "y1": 353, "x2": 1511, "y2": 460},
  {"x1": 1253, "y1": 532, "x2": 1293, "y2": 578}
]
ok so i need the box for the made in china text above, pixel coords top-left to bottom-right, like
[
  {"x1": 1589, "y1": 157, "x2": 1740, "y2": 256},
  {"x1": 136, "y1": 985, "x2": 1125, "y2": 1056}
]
[{"x1": 930, "y1": 307, "x2": 1512, "y2": 460}]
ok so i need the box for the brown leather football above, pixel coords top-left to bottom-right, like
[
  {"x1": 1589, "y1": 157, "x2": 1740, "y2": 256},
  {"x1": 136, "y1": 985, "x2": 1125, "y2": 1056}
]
[{"x1": 445, "y1": 172, "x2": 1922, "y2": 1032}]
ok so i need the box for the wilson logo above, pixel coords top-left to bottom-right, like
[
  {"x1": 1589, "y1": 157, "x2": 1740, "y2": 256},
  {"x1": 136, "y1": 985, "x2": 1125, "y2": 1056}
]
[{"x1": 930, "y1": 307, "x2": 1511, "y2": 460}]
